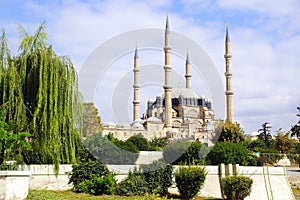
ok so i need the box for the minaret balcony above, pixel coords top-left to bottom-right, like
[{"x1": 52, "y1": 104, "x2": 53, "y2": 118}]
[
  {"x1": 163, "y1": 85, "x2": 172, "y2": 90},
  {"x1": 224, "y1": 54, "x2": 232, "y2": 58},
  {"x1": 133, "y1": 100, "x2": 140, "y2": 104},
  {"x1": 225, "y1": 91, "x2": 234, "y2": 95},
  {"x1": 224, "y1": 72, "x2": 232, "y2": 76},
  {"x1": 164, "y1": 46, "x2": 172, "y2": 51}
]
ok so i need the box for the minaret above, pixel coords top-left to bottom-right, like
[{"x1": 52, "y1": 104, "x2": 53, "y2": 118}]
[
  {"x1": 185, "y1": 51, "x2": 191, "y2": 89},
  {"x1": 132, "y1": 46, "x2": 140, "y2": 121},
  {"x1": 164, "y1": 15, "x2": 172, "y2": 128},
  {"x1": 224, "y1": 23, "x2": 234, "y2": 122}
]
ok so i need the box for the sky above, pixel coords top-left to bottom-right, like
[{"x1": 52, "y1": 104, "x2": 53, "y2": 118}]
[{"x1": 0, "y1": 0, "x2": 299, "y2": 134}]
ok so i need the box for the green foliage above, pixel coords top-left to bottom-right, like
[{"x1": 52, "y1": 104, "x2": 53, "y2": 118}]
[
  {"x1": 274, "y1": 129, "x2": 296, "y2": 153},
  {"x1": 246, "y1": 140, "x2": 267, "y2": 152},
  {"x1": 206, "y1": 142, "x2": 255, "y2": 166},
  {"x1": 294, "y1": 143, "x2": 300, "y2": 154},
  {"x1": 258, "y1": 122, "x2": 273, "y2": 148},
  {"x1": 126, "y1": 134, "x2": 150, "y2": 151},
  {"x1": 259, "y1": 153, "x2": 284, "y2": 165},
  {"x1": 149, "y1": 137, "x2": 169, "y2": 148},
  {"x1": 287, "y1": 154, "x2": 300, "y2": 165},
  {"x1": 218, "y1": 121, "x2": 245, "y2": 143},
  {"x1": 221, "y1": 175, "x2": 253, "y2": 200},
  {"x1": 84, "y1": 133, "x2": 139, "y2": 164},
  {"x1": 163, "y1": 140, "x2": 209, "y2": 165},
  {"x1": 77, "y1": 173, "x2": 116, "y2": 195},
  {"x1": 116, "y1": 160, "x2": 173, "y2": 197},
  {"x1": 174, "y1": 165, "x2": 207, "y2": 200},
  {"x1": 115, "y1": 168, "x2": 148, "y2": 196},
  {"x1": 0, "y1": 112, "x2": 31, "y2": 165},
  {"x1": 139, "y1": 159, "x2": 174, "y2": 196},
  {"x1": 69, "y1": 160, "x2": 110, "y2": 190},
  {"x1": 291, "y1": 106, "x2": 300, "y2": 138},
  {"x1": 0, "y1": 24, "x2": 82, "y2": 174},
  {"x1": 82, "y1": 102, "x2": 103, "y2": 137}
]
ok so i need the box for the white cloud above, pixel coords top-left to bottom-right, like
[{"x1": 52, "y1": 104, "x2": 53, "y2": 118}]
[{"x1": 1, "y1": 0, "x2": 300, "y2": 134}]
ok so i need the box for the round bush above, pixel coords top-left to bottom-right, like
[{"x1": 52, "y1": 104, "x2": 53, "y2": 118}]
[
  {"x1": 221, "y1": 175, "x2": 253, "y2": 200},
  {"x1": 174, "y1": 165, "x2": 207, "y2": 200}
]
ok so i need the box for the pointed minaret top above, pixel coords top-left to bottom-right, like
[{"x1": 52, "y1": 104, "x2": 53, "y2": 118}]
[
  {"x1": 165, "y1": 13, "x2": 170, "y2": 34},
  {"x1": 186, "y1": 50, "x2": 190, "y2": 65},
  {"x1": 134, "y1": 46, "x2": 138, "y2": 59},
  {"x1": 225, "y1": 22, "x2": 230, "y2": 43}
]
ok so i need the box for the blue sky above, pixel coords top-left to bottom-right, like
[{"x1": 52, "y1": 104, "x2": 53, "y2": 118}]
[{"x1": 1, "y1": 0, "x2": 300, "y2": 134}]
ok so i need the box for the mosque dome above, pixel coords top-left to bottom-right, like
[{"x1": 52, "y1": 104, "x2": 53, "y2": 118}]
[{"x1": 172, "y1": 87, "x2": 199, "y2": 98}]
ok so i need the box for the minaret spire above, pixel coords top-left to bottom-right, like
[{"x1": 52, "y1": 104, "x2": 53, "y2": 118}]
[
  {"x1": 133, "y1": 45, "x2": 140, "y2": 121},
  {"x1": 185, "y1": 50, "x2": 191, "y2": 89},
  {"x1": 163, "y1": 14, "x2": 172, "y2": 128},
  {"x1": 224, "y1": 23, "x2": 234, "y2": 122}
]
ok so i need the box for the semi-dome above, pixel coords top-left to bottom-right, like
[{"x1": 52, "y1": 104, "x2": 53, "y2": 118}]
[
  {"x1": 119, "y1": 122, "x2": 130, "y2": 128},
  {"x1": 103, "y1": 122, "x2": 116, "y2": 127},
  {"x1": 132, "y1": 123, "x2": 144, "y2": 129},
  {"x1": 146, "y1": 116, "x2": 161, "y2": 122}
]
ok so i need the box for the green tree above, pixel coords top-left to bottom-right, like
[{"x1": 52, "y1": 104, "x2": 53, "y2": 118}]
[
  {"x1": 291, "y1": 106, "x2": 300, "y2": 139},
  {"x1": 258, "y1": 122, "x2": 273, "y2": 148},
  {"x1": 84, "y1": 133, "x2": 139, "y2": 164},
  {"x1": 149, "y1": 137, "x2": 169, "y2": 148},
  {"x1": 274, "y1": 129, "x2": 296, "y2": 153},
  {"x1": 126, "y1": 134, "x2": 149, "y2": 151},
  {"x1": 0, "y1": 24, "x2": 82, "y2": 173},
  {"x1": 163, "y1": 140, "x2": 209, "y2": 165},
  {"x1": 82, "y1": 102, "x2": 103, "y2": 137},
  {"x1": 217, "y1": 121, "x2": 245, "y2": 143},
  {"x1": 206, "y1": 142, "x2": 256, "y2": 165}
]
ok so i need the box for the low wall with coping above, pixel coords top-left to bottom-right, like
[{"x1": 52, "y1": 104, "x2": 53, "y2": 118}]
[
  {"x1": 15, "y1": 164, "x2": 295, "y2": 200},
  {"x1": 0, "y1": 171, "x2": 31, "y2": 200}
]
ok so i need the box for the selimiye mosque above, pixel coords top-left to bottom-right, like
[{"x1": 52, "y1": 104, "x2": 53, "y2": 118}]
[{"x1": 103, "y1": 16, "x2": 234, "y2": 145}]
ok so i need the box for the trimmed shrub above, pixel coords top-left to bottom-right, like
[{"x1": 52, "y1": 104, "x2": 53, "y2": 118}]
[
  {"x1": 69, "y1": 160, "x2": 116, "y2": 195},
  {"x1": 115, "y1": 168, "x2": 148, "y2": 196},
  {"x1": 221, "y1": 175, "x2": 253, "y2": 200},
  {"x1": 174, "y1": 165, "x2": 207, "y2": 200},
  {"x1": 139, "y1": 159, "x2": 174, "y2": 196},
  {"x1": 206, "y1": 142, "x2": 254, "y2": 165},
  {"x1": 77, "y1": 173, "x2": 116, "y2": 195},
  {"x1": 163, "y1": 140, "x2": 209, "y2": 165},
  {"x1": 115, "y1": 159, "x2": 173, "y2": 197},
  {"x1": 69, "y1": 160, "x2": 109, "y2": 190}
]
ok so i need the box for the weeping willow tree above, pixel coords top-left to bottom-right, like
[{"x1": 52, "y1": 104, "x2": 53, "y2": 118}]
[{"x1": 0, "y1": 23, "x2": 82, "y2": 172}]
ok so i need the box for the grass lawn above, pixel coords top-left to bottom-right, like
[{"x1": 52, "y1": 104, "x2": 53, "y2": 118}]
[{"x1": 26, "y1": 190, "x2": 220, "y2": 200}]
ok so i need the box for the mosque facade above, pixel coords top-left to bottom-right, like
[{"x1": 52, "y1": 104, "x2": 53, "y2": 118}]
[{"x1": 102, "y1": 16, "x2": 234, "y2": 145}]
